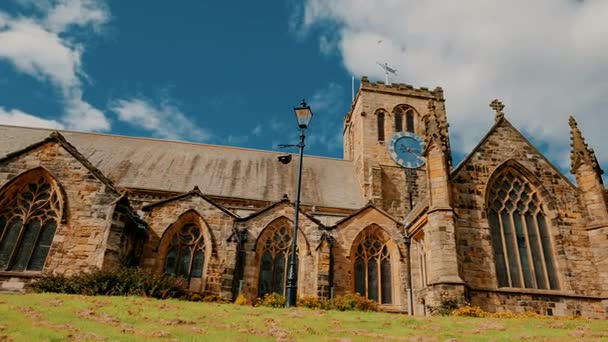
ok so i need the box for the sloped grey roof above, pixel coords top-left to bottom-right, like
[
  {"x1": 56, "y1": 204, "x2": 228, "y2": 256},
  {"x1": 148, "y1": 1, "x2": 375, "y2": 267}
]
[{"x1": 0, "y1": 125, "x2": 365, "y2": 209}]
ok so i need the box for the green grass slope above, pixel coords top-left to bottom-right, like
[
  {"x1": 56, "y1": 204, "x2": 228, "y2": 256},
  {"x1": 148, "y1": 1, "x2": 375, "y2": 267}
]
[{"x1": 0, "y1": 293, "x2": 607, "y2": 341}]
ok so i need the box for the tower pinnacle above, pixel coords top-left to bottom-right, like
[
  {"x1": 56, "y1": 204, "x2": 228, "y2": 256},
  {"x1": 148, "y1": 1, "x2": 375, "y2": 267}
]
[{"x1": 569, "y1": 115, "x2": 603, "y2": 175}]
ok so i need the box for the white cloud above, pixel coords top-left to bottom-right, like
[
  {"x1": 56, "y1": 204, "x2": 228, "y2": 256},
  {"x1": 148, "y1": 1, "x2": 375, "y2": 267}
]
[
  {"x1": 0, "y1": 106, "x2": 64, "y2": 129},
  {"x1": 110, "y1": 97, "x2": 209, "y2": 142},
  {"x1": 298, "y1": 0, "x2": 608, "y2": 172},
  {"x1": 252, "y1": 123, "x2": 263, "y2": 136},
  {"x1": 0, "y1": 0, "x2": 111, "y2": 131}
]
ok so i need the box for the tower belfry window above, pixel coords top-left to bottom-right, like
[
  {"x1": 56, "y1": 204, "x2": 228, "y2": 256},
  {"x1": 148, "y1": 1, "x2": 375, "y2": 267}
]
[
  {"x1": 376, "y1": 111, "x2": 385, "y2": 142},
  {"x1": 487, "y1": 168, "x2": 559, "y2": 290},
  {"x1": 394, "y1": 106, "x2": 415, "y2": 133}
]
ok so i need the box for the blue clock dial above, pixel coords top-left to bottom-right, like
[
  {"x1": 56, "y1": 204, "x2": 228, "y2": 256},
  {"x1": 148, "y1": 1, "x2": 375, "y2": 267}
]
[{"x1": 388, "y1": 132, "x2": 425, "y2": 168}]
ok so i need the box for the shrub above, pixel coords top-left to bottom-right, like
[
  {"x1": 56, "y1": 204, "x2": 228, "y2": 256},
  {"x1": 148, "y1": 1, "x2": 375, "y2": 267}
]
[
  {"x1": 257, "y1": 293, "x2": 286, "y2": 308},
  {"x1": 297, "y1": 296, "x2": 328, "y2": 309},
  {"x1": 426, "y1": 292, "x2": 461, "y2": 316},
  {"x1": 234, "y1": 294, "x2": 249, "y2": 306},
  {"x1": 29, "y1": 268, "x2": 187, "y2": 299},
  {"x1": 331, "y1": 293, "x2": 378, "y2": 312},
  {"x1": 202, "y1": 294, "x2": 231, "y2": 304},
  {"x1": 451, "y1": 305, "x2": 488, "y2": 317}
]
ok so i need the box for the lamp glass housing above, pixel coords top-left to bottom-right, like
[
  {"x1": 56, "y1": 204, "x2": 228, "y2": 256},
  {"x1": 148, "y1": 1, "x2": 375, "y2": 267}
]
[{"x1": 294, "y1": 103, "x2": 313, "y2": 129}]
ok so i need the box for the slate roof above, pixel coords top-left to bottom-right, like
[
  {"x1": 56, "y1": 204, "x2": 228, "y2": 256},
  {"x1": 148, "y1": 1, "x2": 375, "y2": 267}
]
[{"x1": 0, "y1": 125, "x2": 365, "y2": 209}]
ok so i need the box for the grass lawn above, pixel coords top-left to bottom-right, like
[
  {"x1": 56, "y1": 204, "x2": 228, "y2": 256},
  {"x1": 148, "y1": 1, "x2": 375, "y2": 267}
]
[{"x1": 0, "y1": 293, "x2": 607, "y2": 341}]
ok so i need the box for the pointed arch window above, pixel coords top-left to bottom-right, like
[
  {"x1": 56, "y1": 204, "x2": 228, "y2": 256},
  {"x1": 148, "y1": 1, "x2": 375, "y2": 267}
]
[
  {"x1": 487, "y1": 168, "x2": 559, "y2": 290},
  {"x1": 0, "y1": 173, "x2": 61, "y2": 272},
  {"x1": 376, "y1": 111, "x2": 385, "y2": 142},
  {"x1": 353, "y1": 230, "x2": 393, "y2": 304},
  {"x1": 257, "y1": 225, "x2": 297, "y2": 298},
  {"x1": 164, "y1": 223, "x2": 206, "y2": 280},
  {"x1": 394, "y1": 106, "x2": 415, "y2": 133}
]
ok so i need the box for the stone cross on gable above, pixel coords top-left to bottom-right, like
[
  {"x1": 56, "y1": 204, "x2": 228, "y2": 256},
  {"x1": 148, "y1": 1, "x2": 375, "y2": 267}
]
[{"x1": 490, "y1": 99, "x2": 505, "y2": 122}]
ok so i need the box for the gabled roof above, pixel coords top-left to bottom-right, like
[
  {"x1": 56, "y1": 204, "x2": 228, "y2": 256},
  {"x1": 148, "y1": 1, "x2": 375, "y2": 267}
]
[
  {"x1": 240, "y1": 194, "x2": 325, "y2": 227},
  {"x1": 450, "y1": 116, "x2": 576, "y2": 189},
  {"x1": 0, "y1": 125, "x2": 365, "y2": 209},
  {"x1": 142, "y1": 186, "x2": 239, "y2": 218},
  {"x1": 332, "y1": 201, "x2": 402, "y2": 227},
  {"x1": 0, "y1": 131, "x2": 117, "y2": 193}
]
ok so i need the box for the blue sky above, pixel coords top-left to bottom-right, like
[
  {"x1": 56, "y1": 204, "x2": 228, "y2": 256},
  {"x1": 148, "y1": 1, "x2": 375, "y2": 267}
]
[
  {"x1": 0, "y1": 0, "x2": 350, "y2": 157},
  {"x1": 0, "y1": 0, "x2": 607, "y2": 179}
]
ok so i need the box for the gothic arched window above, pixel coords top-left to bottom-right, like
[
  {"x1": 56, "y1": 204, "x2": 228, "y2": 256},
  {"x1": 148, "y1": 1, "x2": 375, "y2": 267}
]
[
  {"x1": 164, "y1": 223, "x2": 206, "y2": 280},
  {"x1": 395, "y1": 111, "x2": 403, "y2": 132},
  {"x1": 488, "y1": 168, "x2": 559, "y2": 290},
  {"x1": 0, "y1": 172, "x2": 62, "y2": 272},
  {"x1": 376, "y1": 111, "x2": 385, "y2": 142},
  {"x1": 257, "y1": 225, "x2": 297, "y2": 298},
  {"x1": 353, "y1": 229, "x2": 393, "y2": 304},
  {"x1": 406, "y1": 110, "x2": 415, "y2": 133},
  {"x1": 394, "y1": 106, "x2": 415, "y2": 133}
]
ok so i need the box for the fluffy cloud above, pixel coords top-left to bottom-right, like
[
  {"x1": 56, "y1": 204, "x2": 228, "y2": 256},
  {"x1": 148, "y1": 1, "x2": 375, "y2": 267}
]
[
  {"x1": 298, "y1": 0, "x2": 608, "y2": 172},
  {"x1": 0, "y1": 0, "x2": 110, "y2": 131},
  {"x1": 0, "y1": 106, "x2": 64, "y2": 129},
  {"x1": 110, "y1": 97, "x2": 210, "y2": 142}
]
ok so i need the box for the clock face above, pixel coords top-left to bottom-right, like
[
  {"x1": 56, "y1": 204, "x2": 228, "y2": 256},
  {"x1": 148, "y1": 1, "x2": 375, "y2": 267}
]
[{"x1": 388, "y1": 132, "x2": 425, "y2": 169}]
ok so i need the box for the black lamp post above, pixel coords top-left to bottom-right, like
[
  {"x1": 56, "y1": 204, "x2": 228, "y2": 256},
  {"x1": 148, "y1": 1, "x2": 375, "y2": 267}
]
[{"x1": 283, "y1": 100, "x2": 313, "y2": 307}]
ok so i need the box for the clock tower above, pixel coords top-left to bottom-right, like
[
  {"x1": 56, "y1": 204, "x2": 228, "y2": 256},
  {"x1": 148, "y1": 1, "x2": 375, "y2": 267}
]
[{"x1": 343, "y1": 77, "x2": 451, "y2": 219}]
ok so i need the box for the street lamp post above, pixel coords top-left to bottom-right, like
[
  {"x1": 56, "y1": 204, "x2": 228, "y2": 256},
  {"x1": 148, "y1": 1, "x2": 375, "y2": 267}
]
[{"x1": 284, "y1": 100, "x2": 313, "y2": 307}]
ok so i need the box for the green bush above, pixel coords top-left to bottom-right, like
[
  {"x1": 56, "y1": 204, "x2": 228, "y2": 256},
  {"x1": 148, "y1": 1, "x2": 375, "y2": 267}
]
[
  {"x1": 29, "y1": 268, "x2": 187, "y2": 299},
  {"x1": 331, "y1": 293, "x2": 378, "y2": 312},
  {"x1": 257, "y1": 293, "x2": 286, "y2": 308}
]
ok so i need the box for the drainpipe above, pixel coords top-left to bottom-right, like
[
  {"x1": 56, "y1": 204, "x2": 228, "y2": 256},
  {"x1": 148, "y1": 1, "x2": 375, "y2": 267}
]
[{"x1": 405, "y1": 236, "x2": 414, "y2": 315}]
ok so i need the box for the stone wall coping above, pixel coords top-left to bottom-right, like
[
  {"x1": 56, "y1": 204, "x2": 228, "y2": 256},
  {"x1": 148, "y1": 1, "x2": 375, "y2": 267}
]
[
  {"x1": 585, "y1": 222, "x2": 608, "y2": 231},
  {"x1": 469, "y1": 286, "x2": 608, "y2": 300},
  {"x1": 0, "y1": 271, "x2": 42, "y2": 279}
]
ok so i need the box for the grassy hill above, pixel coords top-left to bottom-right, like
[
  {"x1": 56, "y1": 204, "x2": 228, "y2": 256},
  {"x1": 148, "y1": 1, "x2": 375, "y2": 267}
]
[{"x1": 1, "y1": 293, "x2": 607, "y2": 341}]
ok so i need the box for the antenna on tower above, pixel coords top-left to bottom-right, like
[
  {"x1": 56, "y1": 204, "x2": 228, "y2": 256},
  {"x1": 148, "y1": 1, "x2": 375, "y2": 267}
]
[{"x1": 376, "y1": 62, "x2": 397, "y2": 84}]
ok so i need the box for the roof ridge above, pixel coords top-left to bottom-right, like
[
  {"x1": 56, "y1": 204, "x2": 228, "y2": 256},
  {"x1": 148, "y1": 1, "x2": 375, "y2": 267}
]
[{"x1": 0, "y1": 124, "x2": 351, "y2": 163}]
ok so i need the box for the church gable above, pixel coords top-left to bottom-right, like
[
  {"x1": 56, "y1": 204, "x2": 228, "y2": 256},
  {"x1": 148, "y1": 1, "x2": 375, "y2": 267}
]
[
  {"x1": 0, "y1": 132, "x2": 123, "y2": 282},
  {"x1": 451, "y1": 117, "x2": 602, "y2": 296}
]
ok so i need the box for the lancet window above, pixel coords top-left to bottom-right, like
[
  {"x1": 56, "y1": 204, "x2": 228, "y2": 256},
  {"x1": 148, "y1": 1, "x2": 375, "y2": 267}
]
[
  {"x1": 376, "y1": 111, "x2": 385, "y2": 142},
  {"x1": 258, "y1": 225, "x2": 297, "y2": 298},
  {"x1": 0, "y1": 173, "x2": 61, "y2": 272},
  {"x1": 394, "y1": 106, "x2": 415, "y2": 133},
  {"x1": 487, "y1": 168, "x2": 559, "y2": 290},
  {"x1": 353, "y1": 229, "x2": 393, "y2": 304},
  {"x1": 164, "y1": 223, "x2": 206, "y2": 280}
]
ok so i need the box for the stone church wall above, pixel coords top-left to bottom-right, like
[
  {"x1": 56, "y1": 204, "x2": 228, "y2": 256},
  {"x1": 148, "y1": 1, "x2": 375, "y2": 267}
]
[
  {"x1": 238, "y1": 202, "x2": 322, "y2": 301},
  {"x1": 332, "y1": 208, "x2": 408, "y2": 311},
  {"x1": 141, "y1": 195, "x2": 237, "y2": 298},
  {"x1": 451, "y1": 120, "x2": 605, "y2": 317},
  {"x1": 0, "y1": 142, "x2": 119, "y2": 290}
]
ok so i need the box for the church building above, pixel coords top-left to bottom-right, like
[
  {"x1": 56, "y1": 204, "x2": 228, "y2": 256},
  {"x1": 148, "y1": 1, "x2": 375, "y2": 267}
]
[{"x1": 0, "y1": 77, "x2": 606, "y2": 317}]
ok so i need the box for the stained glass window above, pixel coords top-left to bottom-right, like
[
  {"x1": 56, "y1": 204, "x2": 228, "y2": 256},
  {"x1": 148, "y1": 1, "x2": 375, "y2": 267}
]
[
  {"x1": 164, "y1": 223, "x2": 205, "y2": 280},
  {"x1": 353, "y1": 230, "x2": 393, "y2": 304},
  {"x1": 257, "y1": 226, "x2": 297, "y2": 298},
  {"x1": 0, "y1": 174, "x2": 61, "y2": 271},
  {"x1": 488, "y1": 168, "x2": 559, "y2": 290}
]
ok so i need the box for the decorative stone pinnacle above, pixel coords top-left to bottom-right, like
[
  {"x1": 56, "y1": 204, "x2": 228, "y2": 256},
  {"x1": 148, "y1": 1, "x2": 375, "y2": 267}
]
[
  {"x1": 569, "y1": 115, "x2": 603, "y2": 175},
  {"x1": 424, "y1": 100, "x2": 451, "y2": 165},
  {"x1": 490, "y1": 99, "x2": 505, "y2": 122}
]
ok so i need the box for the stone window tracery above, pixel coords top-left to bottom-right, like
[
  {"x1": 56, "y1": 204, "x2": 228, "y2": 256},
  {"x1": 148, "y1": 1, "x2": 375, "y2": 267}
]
[
  {"x1": 164, "y1": 223, "x2": 206, "y2": 280},
  {"x1": 0, "y1": 174, "x2": 61, "y2": 272},
  {"x1": 353, "y1": 229, "x2": 393, "y2": 304},
  {"x1": 394, "y1": 106, "x2": 415, "y2": 133},
  {"x1": 257, "y1": 225, "x2": 297, "y2": 298},
  {"x1": 487, "y1": 168, "x2": 559, "y2": 290}
]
